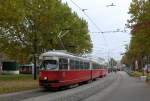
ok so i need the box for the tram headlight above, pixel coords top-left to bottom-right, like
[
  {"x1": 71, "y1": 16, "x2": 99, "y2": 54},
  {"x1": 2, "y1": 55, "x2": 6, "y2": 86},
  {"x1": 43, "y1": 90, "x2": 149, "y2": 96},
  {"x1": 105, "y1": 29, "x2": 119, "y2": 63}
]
[{"x1": 44, "y1": 76, "x2": 48, "y2": 80}]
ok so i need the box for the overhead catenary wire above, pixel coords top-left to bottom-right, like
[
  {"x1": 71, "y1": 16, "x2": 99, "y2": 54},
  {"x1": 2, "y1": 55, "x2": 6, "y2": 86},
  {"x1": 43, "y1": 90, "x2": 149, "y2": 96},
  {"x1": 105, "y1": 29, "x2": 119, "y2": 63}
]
[
  {"x1": 69, "y1": 0, "x2": 109, "y2": 46},
  {"x1": 69, "y1": 0, "x2": 110, "y2": 60},
  {"x1": 70, "y1": 0, "x2": 103, "y2": 33}
]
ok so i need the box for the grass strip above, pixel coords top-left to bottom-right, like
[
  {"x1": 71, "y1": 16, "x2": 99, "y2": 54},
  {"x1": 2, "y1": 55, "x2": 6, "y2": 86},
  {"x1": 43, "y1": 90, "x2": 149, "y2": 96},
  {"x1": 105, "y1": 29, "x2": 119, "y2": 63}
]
[{"x1": 0, "y1": 74, "x2": 39, "y2": 94}]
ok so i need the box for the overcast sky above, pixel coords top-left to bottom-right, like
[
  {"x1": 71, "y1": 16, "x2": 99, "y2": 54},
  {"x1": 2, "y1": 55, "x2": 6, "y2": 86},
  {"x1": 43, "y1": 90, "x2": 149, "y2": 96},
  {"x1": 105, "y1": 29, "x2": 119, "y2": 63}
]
[{"x1": 62, "y1": 0, "x2": 132, "y2": 60}]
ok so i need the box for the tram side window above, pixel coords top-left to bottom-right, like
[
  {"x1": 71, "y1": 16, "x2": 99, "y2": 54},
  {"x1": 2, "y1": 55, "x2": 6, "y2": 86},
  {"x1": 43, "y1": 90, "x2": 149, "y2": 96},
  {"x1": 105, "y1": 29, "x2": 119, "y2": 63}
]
[
  {"x1": 70, "y1": 60, "x2": 75, "y2": 69},
  {"x1": 92, "y1": 63, "x2": 95, "y2": 69},
  {"x1": 99, "y1": 65, "x2": 102, "y2": 69},
  {"x1": 83, "y1": 62, "x2": 86, "y2": 69},
  {"x1": 88, "y1": 63, "x2": 90, "y2": 69},
  {"x1": 95, "y1": 64, "x2": 98, "y2": 69},
  {"x1": 59, "y1": 58, "x2": 68, "y2": 70},
  {"x1": 99, "y1": 65, "x2": 101, "y2": 69},
  {"x1": 93, "y1": 63, "x2": 98, "y2": 69},
  {"x1": 93, "y1": 63, "x2": 100, "y2": 69},
  {"x1": 84, "y1": 62, "x2": 90, "y2": 69},
  {"x1": 75, "y1": 60, "x2": 80, "y2": 69},
  {"x1": 80, "y1": 61, "x2": 84, "y2": 69},
  {"x1": 92, "y1": 63, "x2": 94, "y2": 69},
  {"x1": 96, "y1": 64, "x2": 99, "y2": 69},
  {"x1": 84, "y1": 62, "x2": 87, "y2": 69}
]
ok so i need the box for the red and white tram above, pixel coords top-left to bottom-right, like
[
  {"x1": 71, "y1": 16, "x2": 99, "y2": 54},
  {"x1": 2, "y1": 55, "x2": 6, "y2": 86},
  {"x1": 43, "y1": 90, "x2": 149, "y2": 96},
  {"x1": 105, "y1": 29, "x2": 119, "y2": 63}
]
[{"x1": 39, "y1": 51, "x2": 107, "y2": 90}]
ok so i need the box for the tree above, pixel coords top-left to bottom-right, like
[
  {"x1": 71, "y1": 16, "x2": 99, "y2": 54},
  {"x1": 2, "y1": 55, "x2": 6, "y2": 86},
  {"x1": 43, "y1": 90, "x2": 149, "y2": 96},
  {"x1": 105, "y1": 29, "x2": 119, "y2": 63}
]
[
  {"x1": 0, "y1": 0, "x2": 92, "y2": 63},
  {"x1": 122, "y1": 0, "x2": 150, "y2": 70}
]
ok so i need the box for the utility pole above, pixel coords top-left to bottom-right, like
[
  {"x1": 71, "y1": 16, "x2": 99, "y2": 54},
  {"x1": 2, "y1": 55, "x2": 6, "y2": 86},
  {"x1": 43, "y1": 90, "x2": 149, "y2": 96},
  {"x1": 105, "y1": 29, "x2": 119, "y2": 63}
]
[
  {"x1": 33, "y1": 31, "x2": 37, "y2": 80},
  {"x1": 29, "y1": 16, "x2": 38, "y2": 80}
]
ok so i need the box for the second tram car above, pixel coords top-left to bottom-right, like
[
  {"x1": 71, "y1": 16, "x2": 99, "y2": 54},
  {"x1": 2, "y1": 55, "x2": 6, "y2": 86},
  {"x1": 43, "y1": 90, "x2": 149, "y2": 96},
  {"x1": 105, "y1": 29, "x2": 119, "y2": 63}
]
[{"x1": 39, "y1": 51, "x2": 107, "y2": 90}]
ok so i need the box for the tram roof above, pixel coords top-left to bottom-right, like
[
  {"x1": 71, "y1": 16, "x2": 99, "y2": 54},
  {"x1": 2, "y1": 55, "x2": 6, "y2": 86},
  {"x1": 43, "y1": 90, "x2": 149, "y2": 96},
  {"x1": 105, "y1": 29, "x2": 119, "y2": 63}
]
[{"x1": 39, "y1": 51, "x2": 90, "y2": 61}]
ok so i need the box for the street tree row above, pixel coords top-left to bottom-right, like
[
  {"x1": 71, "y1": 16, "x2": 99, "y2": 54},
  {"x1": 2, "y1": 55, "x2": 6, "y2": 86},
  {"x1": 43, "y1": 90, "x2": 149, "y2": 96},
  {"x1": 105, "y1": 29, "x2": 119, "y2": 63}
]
[
  {"x1": 0, "y1": 0, "x2": 93, "y2": 63},
  {"x1": 122, "y1": 0, "x2": 150, "y2": 70}
]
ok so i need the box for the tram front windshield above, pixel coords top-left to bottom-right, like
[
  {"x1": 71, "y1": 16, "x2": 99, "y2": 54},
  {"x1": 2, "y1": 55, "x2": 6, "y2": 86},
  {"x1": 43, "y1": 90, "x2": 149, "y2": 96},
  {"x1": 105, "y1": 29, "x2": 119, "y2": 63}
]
[{"x1": 40, "y1": 60, "x2": 58, "y2": 70}]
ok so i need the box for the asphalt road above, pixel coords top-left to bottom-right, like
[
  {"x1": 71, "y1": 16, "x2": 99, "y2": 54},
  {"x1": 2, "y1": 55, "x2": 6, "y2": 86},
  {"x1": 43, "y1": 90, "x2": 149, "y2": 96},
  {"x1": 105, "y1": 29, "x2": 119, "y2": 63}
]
[
  {"x1": 83, "y1": 72, "x2": 150, "y2": 101},
  {"x1": 1, "y1": 72, "x2": 150, "y2": 101}
]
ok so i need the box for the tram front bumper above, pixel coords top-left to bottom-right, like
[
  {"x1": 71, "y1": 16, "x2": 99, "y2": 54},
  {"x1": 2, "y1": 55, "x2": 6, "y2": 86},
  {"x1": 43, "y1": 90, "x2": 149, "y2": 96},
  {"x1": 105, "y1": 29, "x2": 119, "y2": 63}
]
[{"x1": 39, "y1": 80, "x2": 65, "y2": 88}]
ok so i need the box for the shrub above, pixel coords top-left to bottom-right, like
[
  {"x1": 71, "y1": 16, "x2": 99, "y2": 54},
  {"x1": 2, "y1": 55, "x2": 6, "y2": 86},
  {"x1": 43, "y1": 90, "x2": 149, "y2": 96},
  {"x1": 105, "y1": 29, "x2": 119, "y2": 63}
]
[{"x1": 128, "y1": 71, "x2": 142, "y2": 77}]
